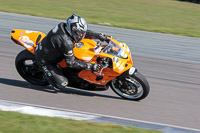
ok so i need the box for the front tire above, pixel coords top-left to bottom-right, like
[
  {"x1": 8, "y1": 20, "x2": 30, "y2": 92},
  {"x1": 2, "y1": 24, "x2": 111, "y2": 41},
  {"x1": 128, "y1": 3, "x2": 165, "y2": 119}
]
[
  {"x1": 15, "y1": 50, "x2": 49, "y2": 86},
  {"x1": 110, "y1": 72, "x2": 150, "y2": 101}
]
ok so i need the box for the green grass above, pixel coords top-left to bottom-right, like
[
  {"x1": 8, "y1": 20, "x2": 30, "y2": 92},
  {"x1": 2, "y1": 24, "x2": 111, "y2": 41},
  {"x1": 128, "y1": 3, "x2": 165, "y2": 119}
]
[
  {"x1": 0, "y1": 0, "x2": 200, "y2": 37},
  {"x1": 0, "y1": 111, "x2": 161, "y2": 133}
]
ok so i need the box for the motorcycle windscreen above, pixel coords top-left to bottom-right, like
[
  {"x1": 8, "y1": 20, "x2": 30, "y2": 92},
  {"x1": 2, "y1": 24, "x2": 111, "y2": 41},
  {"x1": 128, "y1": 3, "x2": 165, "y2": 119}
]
[{"x1": 101, "y1": 41, "x2": 128, "y2": 59}]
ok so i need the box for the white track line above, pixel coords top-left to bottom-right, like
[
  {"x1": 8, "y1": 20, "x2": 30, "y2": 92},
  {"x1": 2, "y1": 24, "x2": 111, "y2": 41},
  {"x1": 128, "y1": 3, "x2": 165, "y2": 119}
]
[{"x1": 0, "y1": 99, "x2": 199, "y2": 132}]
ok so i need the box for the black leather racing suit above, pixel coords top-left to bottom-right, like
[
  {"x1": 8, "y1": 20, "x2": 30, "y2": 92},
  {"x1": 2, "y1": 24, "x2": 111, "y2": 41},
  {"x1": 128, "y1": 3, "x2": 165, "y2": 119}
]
[{"x1": 35, "y1": 22, "x2": 105, "y2": 89}]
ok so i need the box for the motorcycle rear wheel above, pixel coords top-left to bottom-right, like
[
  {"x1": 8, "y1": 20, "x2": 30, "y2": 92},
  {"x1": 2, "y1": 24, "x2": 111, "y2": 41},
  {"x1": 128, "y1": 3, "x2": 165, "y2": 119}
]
[
  {"x1": 15, "y1": 50, "x2": 49, "y2": 86},
  {"x1": 110, "y1": 72, "x2": 150, "y2": 101}
]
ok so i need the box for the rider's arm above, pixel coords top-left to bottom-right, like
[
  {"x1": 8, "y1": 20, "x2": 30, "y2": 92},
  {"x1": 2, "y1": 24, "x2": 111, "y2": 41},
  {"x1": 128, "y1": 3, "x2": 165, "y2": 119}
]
[
  {"x1": 60, "y1": 37, "x2": 87, "y2": 69},
  {"x1": 85, "y1": 30, "x2": 109, "y2": 42},
  {"x1": 60, "y1": 35, "x2": 100, "y2": 71}
]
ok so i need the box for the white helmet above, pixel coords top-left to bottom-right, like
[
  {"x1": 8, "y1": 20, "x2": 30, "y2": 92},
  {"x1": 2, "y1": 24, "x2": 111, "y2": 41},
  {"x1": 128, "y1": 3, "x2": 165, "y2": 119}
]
[{"x1": 65, "y1": 14, "x2": 88, "y2": 42}]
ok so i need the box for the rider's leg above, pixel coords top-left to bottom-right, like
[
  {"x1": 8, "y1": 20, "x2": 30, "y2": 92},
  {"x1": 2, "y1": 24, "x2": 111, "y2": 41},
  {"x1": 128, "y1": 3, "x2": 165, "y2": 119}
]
[{"x1": 41, "y1": 64, "x2": 68, "y2": 91}]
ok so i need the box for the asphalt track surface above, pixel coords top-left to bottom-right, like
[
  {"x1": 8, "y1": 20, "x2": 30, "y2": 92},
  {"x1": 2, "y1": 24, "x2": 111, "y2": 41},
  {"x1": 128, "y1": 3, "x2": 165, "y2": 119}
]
[{"x1": 0, "y1": 12, "x2": 200, "y2": 130}]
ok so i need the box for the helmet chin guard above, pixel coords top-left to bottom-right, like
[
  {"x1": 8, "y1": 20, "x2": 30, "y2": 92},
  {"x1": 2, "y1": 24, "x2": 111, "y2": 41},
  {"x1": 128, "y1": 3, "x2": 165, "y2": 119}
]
[{"x1": 65, "y1": 14, "x2": 88, "y2": 42}]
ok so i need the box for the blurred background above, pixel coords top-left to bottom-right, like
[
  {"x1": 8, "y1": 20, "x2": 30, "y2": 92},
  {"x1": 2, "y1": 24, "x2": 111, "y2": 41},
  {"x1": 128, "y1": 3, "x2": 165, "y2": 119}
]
[
  {"x1": 178, "y1": 0, "x2": 200, "y2": 4},
  {"x1": 0, "y1": 0, "x2": 200, "y2": 38},
  {"x1": 0, "y1": 0, "x2": 200, "y2": 133}
]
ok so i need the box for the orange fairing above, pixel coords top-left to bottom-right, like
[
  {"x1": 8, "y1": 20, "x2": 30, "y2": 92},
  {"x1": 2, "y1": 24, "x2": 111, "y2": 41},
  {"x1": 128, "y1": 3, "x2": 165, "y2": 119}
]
[
  {"x1": 73, "y1": 39, "x2": 97, "y2": 62},
  {"x1": 107, "y1": 37, "x2": 133, "y2": 74},
  {"x1": 78, "y1": 68, "x2": 119, "y2": 85},
  {"x1": 10, "y1": 29, "x2": 46, "y2": 54},
  {"x1": 77, "y1": 37, "x2": 133, "y2": 85}
]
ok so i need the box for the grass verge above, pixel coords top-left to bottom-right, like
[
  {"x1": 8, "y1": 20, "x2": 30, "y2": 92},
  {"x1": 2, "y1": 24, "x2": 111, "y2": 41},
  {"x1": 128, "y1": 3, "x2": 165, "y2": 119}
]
[
  {"x1": 0, "y1": 0, "x2": 200, "y2": 37},
  {"x1": 0, "y1": 110, "x2": 161, "y2": 133}
]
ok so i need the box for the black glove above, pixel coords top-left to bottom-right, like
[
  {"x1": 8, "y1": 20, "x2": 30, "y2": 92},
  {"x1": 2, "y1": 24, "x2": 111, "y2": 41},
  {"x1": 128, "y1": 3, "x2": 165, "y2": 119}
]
[
  {"x1": 99, "y1": 33, "x2": 110, "y2": 43},
  {"x1": 86, "y1": 63, "x2": 101, "y2": 71},
  {"x1": 92, "y1": 63, "x2": 101, "y2": 71}
]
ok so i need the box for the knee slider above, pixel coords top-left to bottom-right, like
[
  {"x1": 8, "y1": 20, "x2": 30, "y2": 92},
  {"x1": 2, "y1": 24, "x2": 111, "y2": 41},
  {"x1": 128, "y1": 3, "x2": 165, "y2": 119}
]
[{"x1": 61, "y1": 81, "x2": 68, "y2": 87}]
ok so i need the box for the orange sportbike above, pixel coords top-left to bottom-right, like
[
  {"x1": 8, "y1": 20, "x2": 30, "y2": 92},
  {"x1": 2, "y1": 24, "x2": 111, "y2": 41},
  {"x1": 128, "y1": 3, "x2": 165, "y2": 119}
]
[{"x1": 10, "y1": 29, "x2": 150, "y2": 101}]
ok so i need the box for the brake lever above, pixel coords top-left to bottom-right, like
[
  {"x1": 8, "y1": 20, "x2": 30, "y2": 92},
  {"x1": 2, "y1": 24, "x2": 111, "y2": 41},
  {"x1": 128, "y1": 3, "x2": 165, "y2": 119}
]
[{"x1": 99, "y1": 64, "x2": 108, "y2": 76}]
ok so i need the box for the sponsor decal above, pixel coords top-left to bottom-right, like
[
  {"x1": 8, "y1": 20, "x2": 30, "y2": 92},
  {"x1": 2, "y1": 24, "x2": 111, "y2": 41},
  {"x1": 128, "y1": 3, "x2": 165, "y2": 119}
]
[
  {"x1": 82, "y1": 57, "x2": 92, "y2": 61},
  {"x1": 76, "y1": 42, "x2": 84, "y2": 48},
  {"x1": 42, "y1": 66, "x2": 52, "y2": 76},
  {"x1": 20, "y1": 32, "x2": 24, "y2": 36},
  {"x1": 25, "y1": 30, "x2": 40, "y2": 34},
  {"x1": 116, "y1": 61, "x2": 121, "y2": 68},
  {"x1": 19, "y1": 36, "x2": 34, "y2": 49},
  {"x1": 113, "y1": 57, "x2": 119, "y2": 63},
  {"x1": 118, "y1": 62, "x2": 125, "y2": 72},
  {"x1": 25, "y1": 30, "x2": 34, "y2": 33}
]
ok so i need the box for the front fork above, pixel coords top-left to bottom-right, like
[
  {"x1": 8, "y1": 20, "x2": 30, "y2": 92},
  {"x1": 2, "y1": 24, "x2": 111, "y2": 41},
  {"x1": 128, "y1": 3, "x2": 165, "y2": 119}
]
[
  {"x1": 117, "y1": 66, "x2": 137, "y2": 80},
  {"x1": 113, "y1": 66, "x2": 138, "y2": 88}
]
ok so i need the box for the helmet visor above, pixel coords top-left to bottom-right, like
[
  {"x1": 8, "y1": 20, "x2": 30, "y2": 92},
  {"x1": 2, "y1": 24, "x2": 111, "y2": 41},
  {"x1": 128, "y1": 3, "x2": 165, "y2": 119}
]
[
  {"x1": 71, "y1": 27, "x2": 86, "y2": 42},
  {"x1": 75, "y1": 30, "x2": 86, "y2": 38}
]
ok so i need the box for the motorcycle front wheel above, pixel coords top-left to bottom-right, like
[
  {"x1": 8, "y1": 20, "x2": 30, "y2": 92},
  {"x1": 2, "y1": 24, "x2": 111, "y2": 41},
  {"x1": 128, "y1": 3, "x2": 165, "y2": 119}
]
[
  {"x1": 15, "y1": 50, "x2": 49, "y2": 86},
  {"x1": 110, "y1": 72, "x2": 150, "y2": 101}
]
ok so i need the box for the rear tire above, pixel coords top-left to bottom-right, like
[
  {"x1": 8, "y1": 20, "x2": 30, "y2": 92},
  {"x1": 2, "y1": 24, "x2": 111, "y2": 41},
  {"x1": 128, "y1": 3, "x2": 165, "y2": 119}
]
[
  {"x1": 110, "y1": 72, "x2": 150, "y2": 101},
  {"x1": 15, "y1": 50, "x2": 49, "y2": 86}
]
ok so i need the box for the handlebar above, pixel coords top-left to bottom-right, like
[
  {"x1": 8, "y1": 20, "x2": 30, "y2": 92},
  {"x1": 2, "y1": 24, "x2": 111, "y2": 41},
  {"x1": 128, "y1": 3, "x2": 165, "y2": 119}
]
[{"x1": 92, "y1": 57, "x2": 110, "y2": 77}]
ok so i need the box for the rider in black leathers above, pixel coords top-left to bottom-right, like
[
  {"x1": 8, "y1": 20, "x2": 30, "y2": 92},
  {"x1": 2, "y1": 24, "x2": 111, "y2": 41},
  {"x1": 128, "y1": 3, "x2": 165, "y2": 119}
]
[{"x1": 35, "y1": 14, "x2": 109, "y2": 91}]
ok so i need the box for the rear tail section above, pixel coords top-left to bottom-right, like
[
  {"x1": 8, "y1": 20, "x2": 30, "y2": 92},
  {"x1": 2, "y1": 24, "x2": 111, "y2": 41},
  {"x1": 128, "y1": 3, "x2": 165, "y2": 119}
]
[{"x1": 10, "y1": 29, "x2": 46, "y2": 54}]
